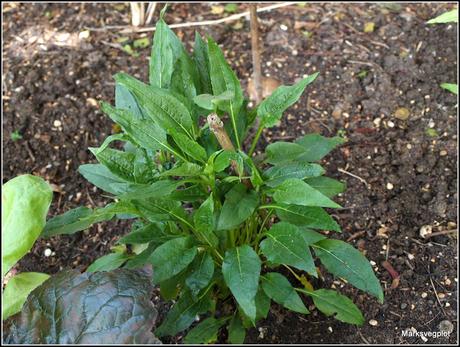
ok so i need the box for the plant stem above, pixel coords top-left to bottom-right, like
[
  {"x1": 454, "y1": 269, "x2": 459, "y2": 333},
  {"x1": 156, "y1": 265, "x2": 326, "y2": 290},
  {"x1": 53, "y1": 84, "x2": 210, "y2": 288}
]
[
  {"x1": 248, "y1": 125, "x2": 263, "y2": 157},
  {"x1": 253, "y1": 209, "x2": 272, "y2": 251},
  {"x1": 229, "y1": 103, "x2": 241, "y2": 150}
]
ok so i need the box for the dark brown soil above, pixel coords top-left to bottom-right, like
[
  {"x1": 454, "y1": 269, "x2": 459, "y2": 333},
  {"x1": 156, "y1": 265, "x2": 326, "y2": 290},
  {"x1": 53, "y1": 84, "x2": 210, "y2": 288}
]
[{"x1": 3, "y1": 2, "x2": 457, "y2": 344}]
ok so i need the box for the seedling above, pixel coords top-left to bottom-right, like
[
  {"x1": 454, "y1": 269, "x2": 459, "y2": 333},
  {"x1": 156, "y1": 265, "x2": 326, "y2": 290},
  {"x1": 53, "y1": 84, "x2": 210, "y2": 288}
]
[
  {"x1": 10, "y1": 130, "x2": 22, "y2": 141},
  {"x1": 427, "y1": 9, "x2": 458, "y2": 95},
  {"x1": 42, "y1": 12, "x2": 383, "y2": 344}
]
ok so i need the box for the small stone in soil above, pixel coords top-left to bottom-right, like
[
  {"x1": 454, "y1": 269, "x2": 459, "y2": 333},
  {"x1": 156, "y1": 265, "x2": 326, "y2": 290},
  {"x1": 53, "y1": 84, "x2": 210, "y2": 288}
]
[
  {"x1": 394, "y1": 107, "x2": 410, "y2": 120},
  {"x1": 44, "y1": 248, "x2": 52, "y2": 257},
  {"x1": 438, "y1": 320, "x2": 454, "y2": 334},
  {"x1": 419, "y1": 225, "x2": 432, "y2": 239},
  {"x1": 369, "y1": 319, "x2": 378, "y2": 326},
  {"x1": 386, "y1": 182, "x2": 394, "y2": 190},
  {"x1": 400, "y1": 303, "x2": 408, "y2": 309},
  {"x1": 421, "y1": 292, "x2": 428, "y2": 298}
]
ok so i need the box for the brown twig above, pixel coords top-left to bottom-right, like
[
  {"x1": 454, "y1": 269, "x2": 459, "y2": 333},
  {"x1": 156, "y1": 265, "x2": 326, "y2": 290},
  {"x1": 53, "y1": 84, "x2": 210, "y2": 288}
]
[
  {"x1": 424, "y1": 229, "x2": 457, "y2": 239},
  {"x1": 346, "y1": 230, "x2": 366, "y2": 242},
  {"x1": 429, "y1": 275, "x2": 448, "y2": 317},
  {"x1": 338, "y1": 168, "x2": 370, "y2": 188},
  {"x1": 24, "y1": 141, "x2": 36, "y2": 162},
  {"x1": 249, "y1": 4, "x2": 263, "y2": 104}
]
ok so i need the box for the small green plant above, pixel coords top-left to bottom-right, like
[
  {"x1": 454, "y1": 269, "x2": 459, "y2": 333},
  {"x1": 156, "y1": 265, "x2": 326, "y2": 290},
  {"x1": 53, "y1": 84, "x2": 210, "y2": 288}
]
[
  {"x1": 2, "y1": 175, "x2": 53, "y2": 320},
  {"x1": 10, "y1": 130, "x2": 22, "y2": 141},
  {"x1": 428, "y1": 8, "x2": 458, "y2": 95},
  {"x1": 41, "y1": 11, "x2": 383, "y2": 343}
]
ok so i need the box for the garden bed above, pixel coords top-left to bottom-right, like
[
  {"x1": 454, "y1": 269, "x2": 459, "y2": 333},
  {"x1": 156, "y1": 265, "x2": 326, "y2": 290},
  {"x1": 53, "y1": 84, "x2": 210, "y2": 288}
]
[{"x1": 3, "y1": 2, "x2": 457, "y2": 344}]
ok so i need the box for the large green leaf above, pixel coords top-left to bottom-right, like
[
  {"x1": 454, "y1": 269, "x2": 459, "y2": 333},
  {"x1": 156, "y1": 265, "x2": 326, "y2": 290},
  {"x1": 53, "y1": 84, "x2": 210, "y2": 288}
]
[
  {"x1": 116, "y1": 180, "x2": 179, "y2": 200},
  {"x1": 305, "y1": 288, "x2": 364, "y2": 325},
  {"x1": 173, "y1": 133, "x2": 207, "y2": 163},
  {"x1": 312, "y1": 239, "x2": 384, "y2": 302},
  {"x1": 159, "y1": 270, "x2": 188, "y2": 301},
  {"x1": 80, "y1": 163, "x2": 166, "y2": 197},
  {"x1": 193, "y1": 91, "x2": 234, "y2": 111},
  {"x1": 295, "y1": 134, "x2": 346, "y2": 162},
  {"x1": 265, "y1": 141, "x2": 306, "y2": 165},
  {"x1": 207, "y1": 37, "x2": 244, "y2": 148},
  {"x1": 271, "y1": 178, "x2": 341, "y2": 208},
  {"x1": 193, "y1": 33, "x2": 212, "y2": 94},
  {"x1": 227, "y1": 314, "x2": 246, "y2": 344},
  {"x1": 115, "y1": 83, "x2": 145, "y2": 119},
  {"x1": 100, "y1": 102, "x2": 171, "y2": 155},
  {"x1": 268, "y1": 204, "x2": 341, "y2": 232},
  {"x1": 133, "y1": 198, "x2": 188, "y2": 224},
  {"x1": 184, "y1": 317, "x2": 228, "y2": 344},
  {"x1": 42, "y1": 202, "x2": 139, "y2": 238},
  {"x1": 185, "y1": 252, "x2": 215, "y2": 297},
  {"x1": 260, "y1": 222, "x2": 316, "y2": 276},
  {"x1": 305, "y1": 176, "x2": 346, "y2": 198},
  {"x1": 217, "y1": 184, "x2": 259, "y2": 230},
  {"x1": 123, "y1": 242, "x2": 157, "y2": 270},
  {"x1": 150, "y1": 18, "x2": 174, "y2": 88},
  {"x1": 170, "y1": 52, "x2": 199, "y2": 110},
  {"x1": 257, "y1": 73, "x2": 319, "y2": 128},
  {"x1": 222, "y1": 245, "x2": 261, "y2": 322},
  {"x1": 2, "y1": 272, "x2": 50, "y2": 320},
  {"x1": 159, "y1": 162, "x2": 203, "y2": 177},
  {"x1": 213, "y1": 150, "x2": 240, "y2": 173},
  {"x1": 261, "y1": 272, "x2": 309, "y2": 314},
  {"x1": 193, "y1": 194, "x2": 218, "y2": 247},
  {"x1": 264, "y1": 163, "x2": 325, "y2": 187},
  {"x1": 86, "y1": 252, "x2": 130, "y2": 272},
  {"x1": 118, "y1": 222, "x2": 166, "y2": 245},
  {"x1": 2, "y1": 175, "x2": 53, "y2": 277},
  {"x1": 155, "y1": 289, "x2": 214, "y2": 337},
  {"x1": 4, "y1": 269, "x2": 160, "y2": 344},
  {"x1": 171, "y1": 185, "x2": 208, "y2": 202},
  {"x1": 255, "y1": 288, "x2": 271, "y2": 321},
  {"x1": 114, "y1": 73, "x2": 195, "y2": 140},
  {"x1": 89, "y1": 147, "x2": 137, "y2": 182},
  {"x1": 149, "y1": 236, "x2": 197, "y2": 283}
]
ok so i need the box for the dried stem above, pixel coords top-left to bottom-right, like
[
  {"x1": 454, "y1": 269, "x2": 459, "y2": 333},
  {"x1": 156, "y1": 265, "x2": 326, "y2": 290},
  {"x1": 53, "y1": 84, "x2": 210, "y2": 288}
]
[
  {"x1": 207, "y1": 114, "x2": 252, "y2": 188},
  {"x1": 207, "y1": 114, "x2": 235, "y2": 151},
  {"x1": 250, "y1": 4, "x2": 263, "y2": 104}
]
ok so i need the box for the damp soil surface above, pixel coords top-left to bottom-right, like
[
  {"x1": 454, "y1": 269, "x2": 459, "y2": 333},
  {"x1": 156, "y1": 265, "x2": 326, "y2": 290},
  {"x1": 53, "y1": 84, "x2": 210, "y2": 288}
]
[{"x1": 2, "y1": 2, "x2": 457, "y2": 344}]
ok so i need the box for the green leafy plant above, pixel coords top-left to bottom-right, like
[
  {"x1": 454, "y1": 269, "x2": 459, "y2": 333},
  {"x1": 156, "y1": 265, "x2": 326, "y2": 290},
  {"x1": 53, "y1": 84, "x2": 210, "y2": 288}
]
[
  {"x1": 41, "y1": 12, "x2": 383, "y2": 343},
  {"x1": 10, "y1": 130, "x2": 22, "y2": 141},
  {"x1": 2, "y1": 175, "x2": 53, "y2": 320},
  {"x1": 4, "y1": 268, "x2": 160, "y2": 344},
  {"x1": 427, "y1": 8, "x2": 458, "y2": 95}
]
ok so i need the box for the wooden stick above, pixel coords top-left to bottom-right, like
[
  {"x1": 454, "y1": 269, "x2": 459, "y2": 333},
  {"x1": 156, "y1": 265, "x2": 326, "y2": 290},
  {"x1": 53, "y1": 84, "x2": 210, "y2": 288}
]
[
  {"x1": 85, "y1": 2, "x2": 297, "y2": 33},
  {"x1": 249, "y1": 4, "x2": 263, "y2": 104}
]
